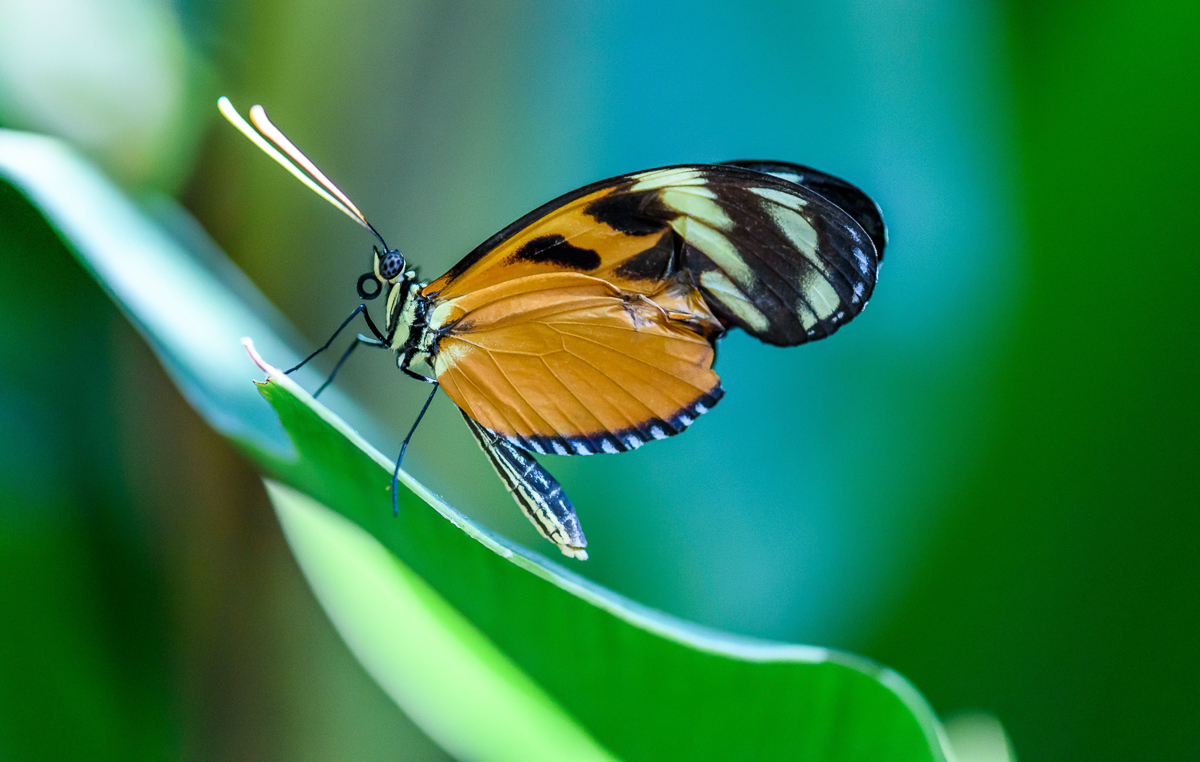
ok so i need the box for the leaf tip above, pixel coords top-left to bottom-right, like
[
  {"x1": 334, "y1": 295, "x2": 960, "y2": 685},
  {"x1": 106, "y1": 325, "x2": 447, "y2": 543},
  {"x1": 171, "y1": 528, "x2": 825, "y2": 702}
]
[{"x1": 243, "y1": 336, "x2": 278, "y2": 380}]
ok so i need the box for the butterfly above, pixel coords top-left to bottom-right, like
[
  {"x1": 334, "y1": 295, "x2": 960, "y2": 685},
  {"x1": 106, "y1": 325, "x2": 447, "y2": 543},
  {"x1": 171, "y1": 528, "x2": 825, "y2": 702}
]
[{"x1": 219, "y1": 97, "x2": 887, "y2": 561}]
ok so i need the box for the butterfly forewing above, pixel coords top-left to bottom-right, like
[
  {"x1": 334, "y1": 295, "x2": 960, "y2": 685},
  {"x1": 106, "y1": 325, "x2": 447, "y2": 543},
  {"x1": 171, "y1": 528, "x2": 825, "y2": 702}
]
[
  {"x1": 720, "y1": 160, "x2": 888, "y2": 259},
  {"x1": 422, "y1": 162, "x2": 881, "y2": 454},
  {"x1": 423, "y1": 163, "x2": 880, "y2": 347}
]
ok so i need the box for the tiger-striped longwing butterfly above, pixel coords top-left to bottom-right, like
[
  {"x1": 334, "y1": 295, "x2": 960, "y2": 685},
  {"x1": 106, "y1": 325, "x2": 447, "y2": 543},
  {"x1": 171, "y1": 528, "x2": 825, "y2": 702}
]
[{"x1": 220, "y1": 97, "x2": 887, "y2": 561}]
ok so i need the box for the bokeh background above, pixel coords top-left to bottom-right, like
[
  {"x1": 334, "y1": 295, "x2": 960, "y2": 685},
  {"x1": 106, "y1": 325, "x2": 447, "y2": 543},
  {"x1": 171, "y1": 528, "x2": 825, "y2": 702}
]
[{"x1": 0, "y1": 0, "x2": 1196, "y2": 759}]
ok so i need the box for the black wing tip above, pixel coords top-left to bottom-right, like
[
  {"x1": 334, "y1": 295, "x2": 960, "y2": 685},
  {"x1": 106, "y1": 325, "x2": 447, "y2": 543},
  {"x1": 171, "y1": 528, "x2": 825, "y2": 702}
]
[
  {"x1": 718, "y1": 159, "x2": 887, "y2": 261},
  {"x1": 498, "y1": 386, "x2": 724, "y2": 456},
  {"x1": 676, "y1": 160, "x2": 882, "y2": 348}
]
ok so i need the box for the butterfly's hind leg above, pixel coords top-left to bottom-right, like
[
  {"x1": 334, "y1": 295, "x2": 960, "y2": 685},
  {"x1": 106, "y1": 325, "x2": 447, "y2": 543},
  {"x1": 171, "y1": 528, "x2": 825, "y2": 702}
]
[
  {"x1": 390, "y1": 383, "x2": 439, "y2": 517},
  {"x1": 401, "y1": 367, "x2": 438, "y2": 384},
  {"x1": 460, "y1": 413, "x2": 588, "y2": 560}
]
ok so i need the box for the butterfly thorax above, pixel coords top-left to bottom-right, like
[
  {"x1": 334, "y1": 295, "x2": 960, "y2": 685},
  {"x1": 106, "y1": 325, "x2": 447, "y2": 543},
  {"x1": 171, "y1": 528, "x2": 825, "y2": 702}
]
[{"x1": 386, "y1": 276, "x2": 436, "y2": 372}]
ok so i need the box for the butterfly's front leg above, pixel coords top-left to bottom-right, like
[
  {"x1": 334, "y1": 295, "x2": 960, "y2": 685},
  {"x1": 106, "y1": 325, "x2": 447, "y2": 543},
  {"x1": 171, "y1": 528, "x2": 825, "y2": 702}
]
[
  {"x1": 401, "y1": 367, "x2": 438, "y2": 384},
  {"x1": 313, "y1": 334, "x2": 389, "y2": 398},
  {"x1": 460, "y1": 412, "x2": 588, "y2": 560}
]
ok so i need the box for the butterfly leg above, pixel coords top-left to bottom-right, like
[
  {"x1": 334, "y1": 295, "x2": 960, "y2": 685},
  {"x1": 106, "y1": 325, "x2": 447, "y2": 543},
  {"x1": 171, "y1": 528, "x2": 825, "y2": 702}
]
[
  {"x1": 460, "y1": 412, "x2": 588, "y2": 560},
  {"x1": 401, "y1": 367, "x2": 438, "y2": 384},
  {"x1": 313, "y1": 334, "x2": 388, "y2": 398},
  {"x1": 286, "y1": 303, "x2": 373, "y2": 374},
  {"x1": 391, "y1": 382, "x2": 439, "y2": 517}
]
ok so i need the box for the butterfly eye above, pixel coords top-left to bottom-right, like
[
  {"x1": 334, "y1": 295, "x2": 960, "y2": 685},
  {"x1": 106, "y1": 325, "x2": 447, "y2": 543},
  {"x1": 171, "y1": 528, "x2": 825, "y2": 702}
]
[{"x1": 378, "y1": 250, "x2": 406, "y2": 280}]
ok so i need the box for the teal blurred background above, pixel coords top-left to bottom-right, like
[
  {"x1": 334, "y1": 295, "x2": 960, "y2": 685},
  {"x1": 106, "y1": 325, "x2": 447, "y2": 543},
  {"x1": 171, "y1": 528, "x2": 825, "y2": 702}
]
[{"x1": 0, "y1": 0, "x2": 1195, "y2": 759}]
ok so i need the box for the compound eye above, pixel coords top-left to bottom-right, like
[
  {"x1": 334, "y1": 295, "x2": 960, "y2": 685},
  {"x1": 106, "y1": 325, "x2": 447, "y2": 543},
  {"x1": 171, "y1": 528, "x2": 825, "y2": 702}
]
[{"x1": 378, "y1": 250, "x2": 405, "y2": 280}]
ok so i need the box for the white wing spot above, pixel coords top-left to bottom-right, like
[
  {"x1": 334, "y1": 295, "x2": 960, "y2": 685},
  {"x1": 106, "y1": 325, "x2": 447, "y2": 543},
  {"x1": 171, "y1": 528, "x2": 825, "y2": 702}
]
[
  {"x1": 650, "y1": 426, "x2": 667, "y2": 440},
  {"x1": 672, "y1": 217, "x2": 755, "y2": 287},
  {"x1": 552, "y1": 441, "x2": 568, "y2": 455},
  {"x1": 854, "y1": 247, "x2": 870, "y2": 275},
  {"x1": 631, "y1": 168, "x2": 706, "y2": 191},
  {"x1": 796, "y1": 300, "x2": 818, "y2": 330},
  {"x1": 600, "y1": 439, "x2": 618, "y2": 454},
  {"x1": 751, "y1": 186, "x2": 808, "y2": 212},
  {"x1": 802, "y1": 270, "x2": 839, "y2": 320},
  {"x1": 623, "y1": 433, "x2": 642, "y2": 450},
  {"x1": 572, "y1": 441, "x2": 591, "y2": 455},
  {"x1": 767, "y1": 204, "x2": 824, "y2": 275},
  {"x1": 670, "y1": 185, "x2": 716, "y2": 199},
  {"x1": 700, "y1": 270, "x2": 770, "y2": 332},
  {"x1": 661, "y1": 188, "x2": 733, "y2": 231},
  {"x1": 694, "y1": 402, "x2": 708, "y2": 414},
  {"x1": 677, "y1": 414, "x2": 694, "y2": 427},
  {"x1": 852, "y1": 281, "x2": 864, "y2": 303}
]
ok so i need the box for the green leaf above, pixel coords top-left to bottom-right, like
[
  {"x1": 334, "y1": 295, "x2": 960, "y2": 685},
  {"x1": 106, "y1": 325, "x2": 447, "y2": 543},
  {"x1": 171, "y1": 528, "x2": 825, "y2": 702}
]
[
  {"x1": 266, "y1": 481, "x2": 617, "y2": 762},
  {"x1": 0, "y1": 129, "x2": 953, "y2": 761}
]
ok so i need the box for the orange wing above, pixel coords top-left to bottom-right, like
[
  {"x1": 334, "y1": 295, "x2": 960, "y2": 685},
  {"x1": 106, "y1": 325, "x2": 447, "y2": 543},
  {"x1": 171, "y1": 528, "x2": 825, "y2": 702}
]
[{"x1": 428, "y1": 272, "x2": 723, "y2": 455}]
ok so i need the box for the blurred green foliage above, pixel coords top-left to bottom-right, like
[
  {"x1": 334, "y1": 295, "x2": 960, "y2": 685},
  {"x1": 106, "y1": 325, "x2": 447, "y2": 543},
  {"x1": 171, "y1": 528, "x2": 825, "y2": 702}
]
[
  {"x1": 0, "y1": 0, "x2": 1195, "y2": 759},
  {"x1": 0, "y1": 181, "x2": 174, "y2": 760},
  {"x1": 870, "y1": 2, "x2": 1200, "y2": 760}
]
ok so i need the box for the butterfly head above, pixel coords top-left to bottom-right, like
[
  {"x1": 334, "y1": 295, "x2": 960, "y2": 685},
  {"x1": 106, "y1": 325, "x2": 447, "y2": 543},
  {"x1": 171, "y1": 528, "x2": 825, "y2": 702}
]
[{"x1": 356, "y1": 245, "x2": 408, "y2": 300}]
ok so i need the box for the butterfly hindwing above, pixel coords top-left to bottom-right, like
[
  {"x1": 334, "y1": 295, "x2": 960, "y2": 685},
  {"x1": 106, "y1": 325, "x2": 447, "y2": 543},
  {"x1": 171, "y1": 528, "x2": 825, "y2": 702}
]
[{"x1": 429, "y1": 272, "x2": 723, "y2": 455}]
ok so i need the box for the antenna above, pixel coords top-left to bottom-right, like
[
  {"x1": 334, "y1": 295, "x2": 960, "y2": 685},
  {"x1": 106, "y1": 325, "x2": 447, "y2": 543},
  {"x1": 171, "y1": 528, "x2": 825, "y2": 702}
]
[{"x1": 217, "y1": 96, "x2": 390, "y2": 250}]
